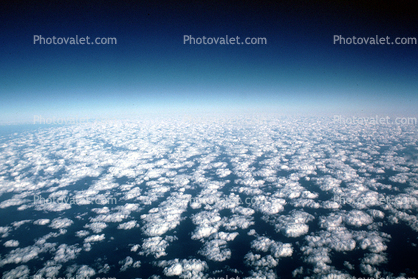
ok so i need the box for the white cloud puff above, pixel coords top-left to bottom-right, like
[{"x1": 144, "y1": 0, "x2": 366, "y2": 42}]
[
  {"x1": 141, "y1": 236, "x2": 169, "y2": 259},
  {"x1": 141, "y1": 193, "x2": 191, "y2": 237},
  {"x1": 199, "y1": 239, "x2": 232, "y2": 262},
  {"x1": 268, "y1": 210, "x2": 314, "y2": 237},
  {"x1": 49, "y1": 217, "x2": 74, "y2": 229},
  {"x1": 159, "y1": 258, "x2": 208, "y2": 278},
  {"x1": 4, "y1": 240, "x2": 19, "y2": 247},
  {"x1": 34, "y1": 219, "x2": 50, "y2": 225},
  {"x1": 1, "y1": 265, "x2": 30, "y2": 279},
  {"x1": 117, "y1": 220, "x2": 138, "y2": 230},
  {"x1": 84, "y1": 234, "x2": 105, "y2": 243}
]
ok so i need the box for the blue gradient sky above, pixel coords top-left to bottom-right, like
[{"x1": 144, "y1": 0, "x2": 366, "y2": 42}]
[{"x1": 1, "y1": 1, "x2": 417, "y2": 123}]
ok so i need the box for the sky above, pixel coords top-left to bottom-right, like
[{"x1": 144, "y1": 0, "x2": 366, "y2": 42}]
[{"x1": 1, "y1": 0, "x2": 417, "y2": 124}]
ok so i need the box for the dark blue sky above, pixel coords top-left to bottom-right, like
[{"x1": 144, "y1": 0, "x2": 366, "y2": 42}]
[{"x1": 1, "y1": 0, "x2": 417, "y2": 123}]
